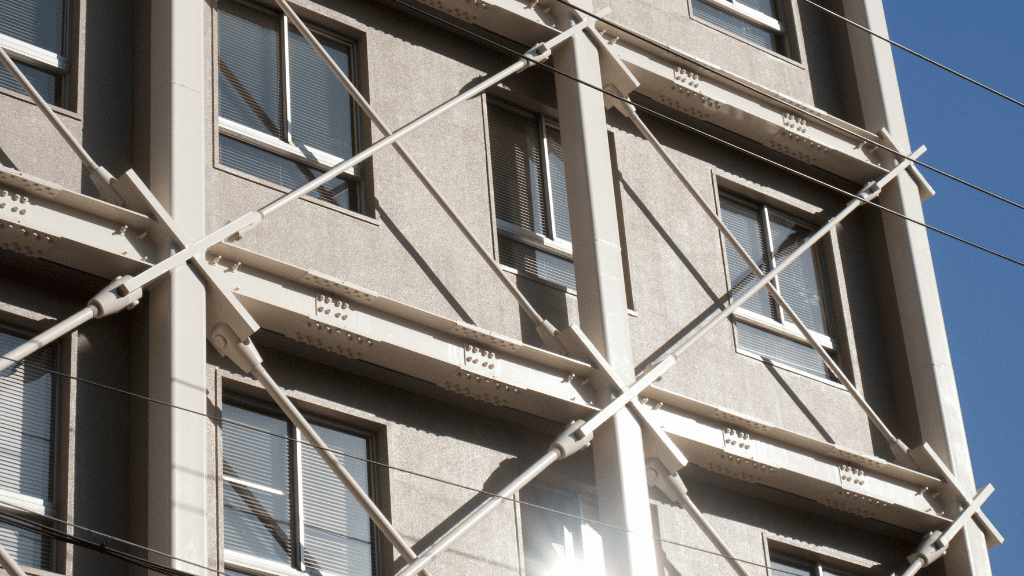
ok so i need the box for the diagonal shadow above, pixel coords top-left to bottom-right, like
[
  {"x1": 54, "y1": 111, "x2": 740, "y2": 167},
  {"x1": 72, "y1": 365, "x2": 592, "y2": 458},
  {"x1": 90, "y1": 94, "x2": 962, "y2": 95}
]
[
  {"x1": 377, "y1": 204, "x2": 476, "y2": 325},
  {"x1": 0, "y1": 147, "x2": 15, "y2": 169},
  {"x1": 765, "y1": 363, "x2": 835, "y2": 444},
  {"x1": 393, "y1": 457, "x2": 519, "y2": 572},
  {"x1": 219, "y1": 58, "x2": 282, "y2": 137}
]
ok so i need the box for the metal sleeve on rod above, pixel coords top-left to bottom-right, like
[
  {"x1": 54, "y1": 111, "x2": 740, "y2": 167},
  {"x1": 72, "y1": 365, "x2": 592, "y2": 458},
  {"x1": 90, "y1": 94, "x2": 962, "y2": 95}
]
[{"x1": 622, "y1": 103, "x2": 913, "y2": 464}]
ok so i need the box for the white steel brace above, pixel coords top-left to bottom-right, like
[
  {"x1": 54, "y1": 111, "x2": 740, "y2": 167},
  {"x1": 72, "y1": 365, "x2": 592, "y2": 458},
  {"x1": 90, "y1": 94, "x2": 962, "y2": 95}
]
[
  {"x1": 0, "y1": 16, "x2": 599, "y2": 575},
  {"x1": 899, "y1": 483, "x2": 995, "y2": 576}
]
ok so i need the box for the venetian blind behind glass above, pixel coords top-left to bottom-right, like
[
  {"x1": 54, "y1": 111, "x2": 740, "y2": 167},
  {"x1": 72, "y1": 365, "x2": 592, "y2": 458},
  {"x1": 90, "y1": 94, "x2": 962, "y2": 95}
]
[
  {"x1": 736, "y1": 322, "x2": 832, "y2": 380},
  {"x1": 288, "y1": 27, "x2": 354, "y2": 160},
  {"x1": 720, "y1": 198, "x2": 773, "y2": 319},
  {"x1": 498, "y1": 236, "x2": 576, "y2": 291},
  {"x1": 301, "y1": 424, "x2": 372, "y2": 576},
  {"x1": 0, "y1": 330, "x2": 56, "y2": 571},
  {"x1": 769, "y1": 212, "x2": 832, "y2": 336},
  {"x1": 489, "y1": 105, "x2": 548, "y2": 236},
  {"x1": 735, "y1": 0, "x2": 777, "y2": 18},
  {"x1": 222, "y1": 402, "x2": 293, "y2": 565},
  {"x1": 218, "y1": 1, "x2": 282, "y2": 138},
  {"x1": 692, "y1": 0, "x2": 775, "y2": 50},
  {"x1": 0, "y1": 61, "x2": 59, "y2": 104},
  {"x1": 0, "y1": 0, "x2": 65, "y2": 54},
  {"x1": 769, "y1": 553, "x2": 814, "y2": 576},
  {"x1": 545, "y1": 126, "x2": 571, "y2": 243}
]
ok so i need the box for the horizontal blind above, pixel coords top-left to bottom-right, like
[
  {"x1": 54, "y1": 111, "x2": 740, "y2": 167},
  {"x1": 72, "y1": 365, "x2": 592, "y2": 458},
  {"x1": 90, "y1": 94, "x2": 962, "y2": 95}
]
[
  {"x1": 300, "y1": 424, "x2": 373, "y2": 576},
  {"x1": 288, "y1": 27, "x2": 354, "y2": 160},
  {"x1": 545, "y1": 126, "x2": 572, "y2": 243},
  {"x1": 692, "y1": 0, "x2": 776, "y2": 50},
  {"x1": 219, "y1": 135, "x2": 356, "y2": 210},
  {"x1": 735, "y1": 0, "x2": 778, "y2": 18},
  {"x1": 218, "y1": 0, "x2": 282, "y2": 138},
  {"x1": 222, "y1": 402, "x2": 293, "y2": 566},
  {"x1": 0, "y1": 60, "x2": 60, "y2": 105},
  {"x1": 0, "y1": 329, "x2": 57, "y2": 571},
  {"x1": 498, "y1": 236, "x2": 576, "y2": 291},
  {"x1": 720, "y1": 198, "x2": 773, "y2": 319},
  {"x1": 736, "y1": 322, "x2": 833, "y2": 380},
  {"x1": 0, "y1": 0, "x2": 66, "y2": 54},
  {"x1": 769, "y1": 213, "x2": 833, "y2": 336},
  {"x1": 489, "y1": 105, "x2": 548, "y2": 237}
]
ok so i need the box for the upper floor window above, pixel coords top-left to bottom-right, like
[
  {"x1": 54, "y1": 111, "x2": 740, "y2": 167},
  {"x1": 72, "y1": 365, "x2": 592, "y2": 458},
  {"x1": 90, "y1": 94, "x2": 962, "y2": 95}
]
[
  {"x1": 487, "y1": 100, "x2": 576, "y2": 291},
  {"x1": 0, "y1": 326, "x2": 60, "y2": 572},
  {"x1": 519, "y1": 484, "x2": 605, "y2": 576},
  {"x1": 770, "y1": 550, "x2": 858, "y2": 576},
  {"x1": 719, "y1": 194, "x2": 838, "y2": 381},
  {"x1": 692, "y1": 0, "x2": 787, "y2": 55},
  {"x1": 221, "y1": 397, "x2": 377, "y2": 576},
  {"x1": 0, "y1": 0, "x2": 70, "y2": 106},
  {"x1": 217, "y1": 0, "x2": 364, "y2": 213}
]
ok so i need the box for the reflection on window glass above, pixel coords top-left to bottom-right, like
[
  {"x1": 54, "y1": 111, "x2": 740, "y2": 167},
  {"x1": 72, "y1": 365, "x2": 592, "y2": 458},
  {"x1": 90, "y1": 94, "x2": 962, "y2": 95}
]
[
  {"x1": 520, "y1": 485, "x2": 605, "y2": 576},
  {"x1": 0, "y1": 0, "x2": 68, "y2": 105}
]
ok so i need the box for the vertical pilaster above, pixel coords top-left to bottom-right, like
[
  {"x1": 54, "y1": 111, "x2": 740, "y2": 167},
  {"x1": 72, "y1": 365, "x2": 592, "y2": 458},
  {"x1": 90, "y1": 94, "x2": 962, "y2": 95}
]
[
  {"x1": 552, "y1": 6, "x2": 657, "y2": 576},
  {"x1": 147, "y1": 0, "x2": 208, "y2": 573},
  {"x1": 843, "y1": 1, "x2": 990, "y2": 574}
]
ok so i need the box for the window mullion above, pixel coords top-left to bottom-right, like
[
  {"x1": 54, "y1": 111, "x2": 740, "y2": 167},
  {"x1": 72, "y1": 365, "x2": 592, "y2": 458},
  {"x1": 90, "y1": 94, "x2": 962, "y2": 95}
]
[
  {"x1": 538, "y1": 119, "x2": 557, "y2": 241},
  {"x1": 280, "y1": 14, "x2": 293, "y2": 144},
  {"x1": 292, "y1": 423, "x2": 304, "y2": 571}
]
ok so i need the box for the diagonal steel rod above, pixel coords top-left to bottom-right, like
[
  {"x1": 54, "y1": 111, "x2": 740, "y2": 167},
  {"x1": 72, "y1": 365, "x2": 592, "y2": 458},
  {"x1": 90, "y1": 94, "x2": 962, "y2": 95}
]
[
  {"x1": 210, "y1": 325, "x2": 433, "y2": 576},
  {"x1": 393, "y1": 154, "x2": 919, "y2": 576},
  {"x1": 0, "y1": 537, "x2": 29, "y2": 576},
  {"x1": 646, "y1": 458, "x2": 750, "y2": 576},
  {"x1": 271, "y1": 0, "x2": 603, "y2": 353},
  {"x1": 617, "y1": 94, "x2": 923, "y2": 464},
  {"x1": 0, "y1": 46, "x2": 122, "y2": 204}
]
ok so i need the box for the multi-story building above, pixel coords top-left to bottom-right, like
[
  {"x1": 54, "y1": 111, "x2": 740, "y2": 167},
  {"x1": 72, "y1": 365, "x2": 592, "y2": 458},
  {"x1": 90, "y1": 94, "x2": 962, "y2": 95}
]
[{"x1": 0, "y1": 0, "x2": 1001, "y2": 575}]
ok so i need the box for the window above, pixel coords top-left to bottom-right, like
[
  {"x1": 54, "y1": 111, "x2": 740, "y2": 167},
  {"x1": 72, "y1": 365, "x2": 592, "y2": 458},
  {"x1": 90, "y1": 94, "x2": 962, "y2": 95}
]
[
  {"x1": 487, "y1": 100, "x2": 576, "y2": 291},
  {"x1": 0, "y1": 326, "x2": 60, "y2": 572},
  {"x1": 719, "y1": 194, "x2": 838, "y2": 381},
  {"x1": 770, "y1": 550, "x2": 857, "y2": 576},
  {"x1": 519, "y1": 484, "x2": 605, "y2": 576},
  {"x1": 217, "y1": 0, "x2": 363, "y2": 213},
  {"x1": 0, "y1": 0, "x2": 70, "y2": 106},
  {"x1": 691, "y1": 0, "x2": 787, "y2": 54},
  {"x1": 221, "y1": 397, "x2": 377, "y2": 576}
]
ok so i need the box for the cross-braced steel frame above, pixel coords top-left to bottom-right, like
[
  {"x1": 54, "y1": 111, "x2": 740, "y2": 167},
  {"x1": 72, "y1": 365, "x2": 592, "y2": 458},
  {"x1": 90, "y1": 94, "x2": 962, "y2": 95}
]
[{"x1": 0, "y1": 3, "x2": 1001, "y2": 575}]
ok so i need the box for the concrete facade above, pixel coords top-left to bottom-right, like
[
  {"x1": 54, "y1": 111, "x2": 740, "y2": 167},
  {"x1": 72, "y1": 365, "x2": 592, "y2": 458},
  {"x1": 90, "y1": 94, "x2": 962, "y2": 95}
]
[{"x1": 0, "y1": 0, "x2": 998, "y2": 575}]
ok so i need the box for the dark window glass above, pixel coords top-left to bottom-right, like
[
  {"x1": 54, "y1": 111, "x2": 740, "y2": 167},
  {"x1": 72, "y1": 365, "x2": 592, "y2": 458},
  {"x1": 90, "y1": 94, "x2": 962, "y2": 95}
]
[{"x1": 693, "y1": 0, "x2": 780, "y2": 52}]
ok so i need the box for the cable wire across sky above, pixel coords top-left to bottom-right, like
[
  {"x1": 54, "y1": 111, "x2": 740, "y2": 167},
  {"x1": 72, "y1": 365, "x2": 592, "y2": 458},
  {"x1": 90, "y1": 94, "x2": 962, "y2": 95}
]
[
  {"x1": 0, "y1": 357, "x2": 822, "y2": 576},
  {"x1": 388, "y1": 0, "x2": 1024, "y2": 268}
]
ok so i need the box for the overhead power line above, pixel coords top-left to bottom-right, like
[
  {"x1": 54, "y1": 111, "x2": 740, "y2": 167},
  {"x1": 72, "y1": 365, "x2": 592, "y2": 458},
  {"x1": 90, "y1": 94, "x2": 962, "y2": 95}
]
[
  {"x1": 0, "y1": 357, "x2": 839, "y2": 576},
  {"x1": 390, "y1": 0, "x2": 1024, "y2": 268},
  {"x1": 544, "y1": 0, "x2": 1024, "y2": 213},
  {"x1": 798, "y1": 0, "x2": 1024, "y2": 110}
]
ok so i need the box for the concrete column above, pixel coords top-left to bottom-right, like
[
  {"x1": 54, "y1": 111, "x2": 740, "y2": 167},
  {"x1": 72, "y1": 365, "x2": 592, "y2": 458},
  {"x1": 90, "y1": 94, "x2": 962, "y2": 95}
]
[
  {"x1": 147, "y1": 0, "x2": 208, "y2": 574},
  {"x1": 552, "y1": 6, "x2": 657, "y2": 576},
  {"x1": 842, "y1": 1, "x2": 990, "y2": 574}
]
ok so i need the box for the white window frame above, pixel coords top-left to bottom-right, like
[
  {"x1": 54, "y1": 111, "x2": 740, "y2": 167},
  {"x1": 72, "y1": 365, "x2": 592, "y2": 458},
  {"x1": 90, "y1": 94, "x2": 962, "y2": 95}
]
[
  {"x1": 698, "y1": 0, "x2": 784, "y2": 33},
  {"x1": 769, "y1": 550, "x2": 859, "y2": 576},
  {"x1": 0, "y1": 0, "x2": 72, "y2": 107},
  {"x1": 720, "y1": 195, "x2": 838, "y2": 370},
  {"x1": 215, "y1": 0, "x2": 363, "y2": 210},
  {"x1": 517, "y1": 483, "x2": 605, "y2": 576},
  {"x1": 487, "y1": 100, "x2": 576, "y2": 290},
  {"x1": 221, "y1": 396, "x2": 378, "y2": 576},
  {"x1": 0, "y1": 324, "x2": 62, "y2": 573}
]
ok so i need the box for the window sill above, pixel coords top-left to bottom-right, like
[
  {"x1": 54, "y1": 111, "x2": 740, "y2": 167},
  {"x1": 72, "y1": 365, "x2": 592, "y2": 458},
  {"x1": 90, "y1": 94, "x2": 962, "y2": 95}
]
[
  {"x1": 214, "y1": 163, "x2": 379, "y2": 226},
  {"x1": 735, "y1": 347, "x2": 845, "y2": 390},
  {"x1": 0, "y1": 87, "x2": 79, "y2": 119},
  {"x1": 500, "y1": 263, "x2": 577, "y2": 296},
  {"x1": 226, "y1": 550, "x2": 303, "y2": 576},
  {"x1": 732, "y1": 307, "x2": 833, "y2": 349}
]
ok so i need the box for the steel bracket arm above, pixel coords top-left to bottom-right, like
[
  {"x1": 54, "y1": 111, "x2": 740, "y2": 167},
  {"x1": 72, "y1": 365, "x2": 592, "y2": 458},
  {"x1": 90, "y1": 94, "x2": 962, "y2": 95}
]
[
  {"x1": 898, "y1": 484, "x2": 995, "y2": 576},
  {"x1": 646, "y1": 458, "x2": 752, "y2": 576},
  {"x1": 0, "y1": 45, "x2": 125, "y2": 207},
  {"x1": 208, "y1": 324, "x2": 435, "y2": 576},
  {"x1": 269, "y1": 0, "x2": 605, "y2": 355}
]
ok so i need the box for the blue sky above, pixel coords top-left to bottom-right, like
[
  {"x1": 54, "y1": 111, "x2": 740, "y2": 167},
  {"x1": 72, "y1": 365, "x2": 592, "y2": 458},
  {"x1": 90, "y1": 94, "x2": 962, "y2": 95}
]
[{"x1": 883, "y1": 1, "x2": 1023, "y2": 572}]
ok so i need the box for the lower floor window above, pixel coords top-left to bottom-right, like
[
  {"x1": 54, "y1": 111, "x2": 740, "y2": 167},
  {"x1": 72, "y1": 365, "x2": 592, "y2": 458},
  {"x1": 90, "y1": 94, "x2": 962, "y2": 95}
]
[
  {"x1": 770, "y1": 550, "x2": 858, "y2": 576},
  {"x1": 519, "y1": 485, "x2": 605, "y2": 576},
  {"x1": 222, "y1": 397, "x2": 376, "y2": 575},
  {"x1": 0, "y1": 326, "x2": 60, "y2": 572}
]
